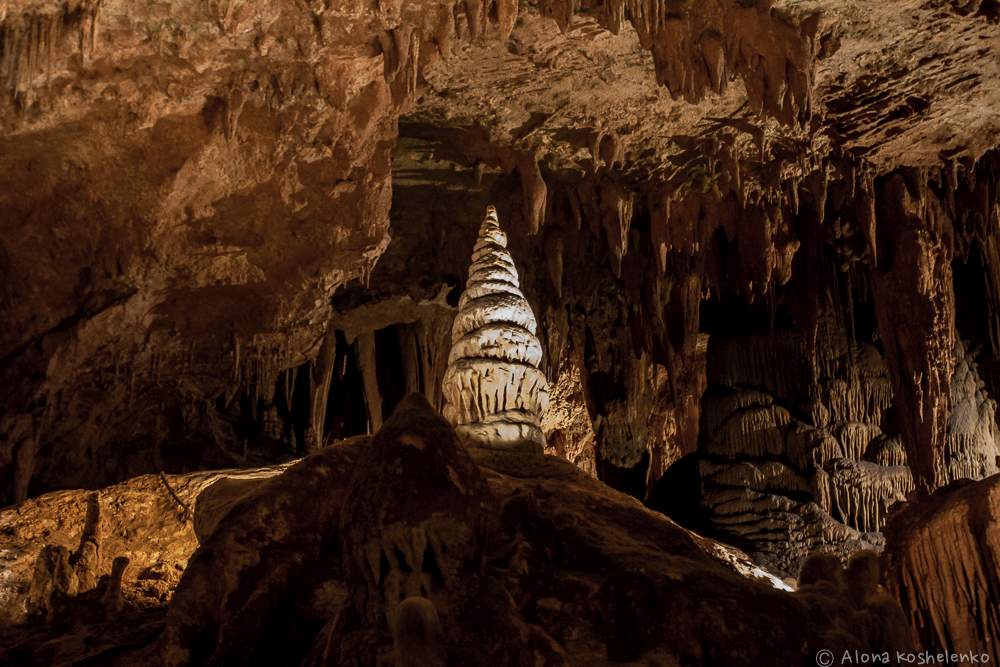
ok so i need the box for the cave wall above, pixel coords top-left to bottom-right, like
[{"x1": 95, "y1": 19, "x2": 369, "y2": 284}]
[{"x1": 0, "y1": 0, "x2": 524, "y2": 503}]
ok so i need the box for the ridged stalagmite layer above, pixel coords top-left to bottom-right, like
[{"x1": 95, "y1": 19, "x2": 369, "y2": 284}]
[{"x1": 443, "y1": 207, "x2": 549, "y2": 451}]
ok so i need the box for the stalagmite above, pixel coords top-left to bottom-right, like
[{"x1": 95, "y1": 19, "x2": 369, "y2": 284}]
[
  {"x1": 393, "y1": 596, "x2": 446, "y2": 667},
  {"x1": 73, "y1": 492, "x2": 101, "y2": 593},
  {"x1": 442, "y1": 206, "x2": 549, "y2": 451},
  {"x1": 27, "y1": 545, "x2": 77, "y2": 623},
  {"x1": 308, "y1": 329, "x2": 337, "y2": 451},
  {"x1": 599, "y1": 180, "x2": 634, "y2": 277},
  {"x1": 544, "y1": 230, "x2": 564, "y2": 300},
  {"x1": 101, "y1": 556, "x2": 129, "y2": 615}
]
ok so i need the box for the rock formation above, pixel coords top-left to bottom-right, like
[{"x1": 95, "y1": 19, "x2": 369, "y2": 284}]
[
  {"x1": 442, "y1": 206, "x2": 550, "y2": 451},
  {"x1": 883, "y1": 474, "x2": 1000, "y2": 657},
  {"x1": 1, "y1": 0, "x2": 999, "y2": 661},
  {"x1": 3, "y1": 395, "x2": 918, "y2": 665},
  {"x1": 0, "y1": 462, "x2": 289, "y2": 628},
  {"x1": 654, "y1": 301, "x2": 1000, "y2": 575},
  {"x1": 335, "y1": 394, "x2": 504, "y2": 663}
]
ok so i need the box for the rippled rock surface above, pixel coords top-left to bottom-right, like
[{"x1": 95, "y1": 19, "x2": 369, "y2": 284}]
[{"x1": 442, "y1": 206, "x2": 550, "y2": 452}]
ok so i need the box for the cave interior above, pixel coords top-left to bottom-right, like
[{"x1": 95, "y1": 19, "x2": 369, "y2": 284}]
[{"x1": 1, "y1": 0, "x2": 1000, "y2": 665}]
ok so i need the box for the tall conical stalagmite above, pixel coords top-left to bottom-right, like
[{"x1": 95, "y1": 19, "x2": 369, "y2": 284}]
[{"x1": 442, "y1": 206, "x2": 549, "y2": 452}]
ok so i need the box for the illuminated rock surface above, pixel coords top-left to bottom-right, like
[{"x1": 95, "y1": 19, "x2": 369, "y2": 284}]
[{"x1": 442, "y1": 207, "x2": 550, "y2": 451}]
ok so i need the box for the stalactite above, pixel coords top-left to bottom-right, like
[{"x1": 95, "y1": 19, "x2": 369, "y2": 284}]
[
  {"x1": 442, "y1": 206, "x2": 549, "y2": 451},
  {"x1": 601, "y1": 0, "x2": 626, "y2": 34},
  {"x1": 398, "y1": 325, "x2": 422, "y2": 397},
  {"x1": 561, "y1": 0, "x2": 827, "y2": 124},
  {"x1": 282, "y1": 364, "x2": 296, "y2": 412},
  {"x1": 232, "y1": 335, "x2": 298, "y2": 422},
  {"x1": 414, "y1": 315, "x2": 452, "y2": 412},
  {"x1": 566, "y1": 186, "x2": 582, "y2": 231},
  {"x1": 815, "y1": 461, "x2": 913, "y2": 533},
  {"x1": 865, "y1": 436, "x2": 907, "y2": 468},
  {"x1": 517, "y1": 151, "x2": 547, "y2": 235},
  {"x1": 1, "y1": 1, "x2": 103, "y2": 108},
  {"x1": 544, "y1": 229, "x2": 564, "y2": 300},
  {"x1": 540, "y1": 0, "x2": 576, "y2": 32},
  {"x1": 649, "y1": 192, "x2": 670, "y2": 274},
  {"x1": 701, "y1": 31, "x2": 725, "y2": 94},
  {"x1": 223, "y1": 88, "x2": 246, "y2": 142},
  {"x1": 403, "y1": 30, "x2": 420, "y2": 107},
  {"x1": 599, "y1": 179, "x2": 634, "y2": 278},
  {"x1": 232, "y1": 334, "x2": 241, "y2": 382},
  {"x1": 591, "y1": 129, "x2": 625, "y2": 172},
  {"x1": 464, "y1": 0, "x2": 484, "y2": 40}
]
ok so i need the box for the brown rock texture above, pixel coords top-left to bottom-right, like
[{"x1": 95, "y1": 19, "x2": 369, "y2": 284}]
[
  {"x1": 883, "y1": 474, "x2": 1000, "y2": 656},
  {"x1": 0, "y1": 462, "x2": 289, "y2": 627},
  {"x1": 2, "y1": 0, "x2": 997, "y2": 509},
  {"x1": 0, "y1": 0, "x2": 398, "y2": 501},
  {"x1": 662, "y1": 310, "x2": 1000, "y2": 574},
  {"x1": 0, "y1": 0, "x2": 533, "y2": 502},
  {"x1": 0, "y1": 393, "x2": 914, "y2": 665}
]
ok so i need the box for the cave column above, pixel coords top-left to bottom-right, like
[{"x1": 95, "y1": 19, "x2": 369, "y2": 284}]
[
  {"x1": 307, "y1": 328, "x2": 337, "y2": 451},
  {"x1": 870, "y1": 174, "x2": 954, "y2": 495},
  {"x1": 355, "y1": 331, "x2": 383, "y2": 433}
]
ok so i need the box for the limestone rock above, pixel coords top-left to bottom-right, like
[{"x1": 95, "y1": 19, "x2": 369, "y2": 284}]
[
  {"x1": 883, "y1": 474, "x2": 1000, "y2": 656},
  {"x1": 334, "y1": 393, "x2": 500, "y2": 663},
  {"x1": 442, "y1": 207, "x2": 550, "y2": 452}
]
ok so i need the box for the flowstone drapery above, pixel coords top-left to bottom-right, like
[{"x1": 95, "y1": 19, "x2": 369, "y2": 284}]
[{"x1": 442, "y1": 206, "x2": 549, "y2": 451}]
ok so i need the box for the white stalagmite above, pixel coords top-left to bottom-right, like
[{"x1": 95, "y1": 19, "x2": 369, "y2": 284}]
[{"x1": 442, "y1": 206, "x2": 549, "y2": 451}]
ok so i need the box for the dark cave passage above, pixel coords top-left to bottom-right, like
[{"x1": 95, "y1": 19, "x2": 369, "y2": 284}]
[{"x1": 323, "y1": 331, "x2": 371, "y2": 441}]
